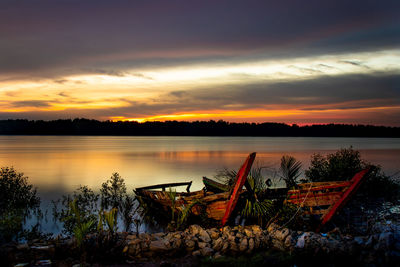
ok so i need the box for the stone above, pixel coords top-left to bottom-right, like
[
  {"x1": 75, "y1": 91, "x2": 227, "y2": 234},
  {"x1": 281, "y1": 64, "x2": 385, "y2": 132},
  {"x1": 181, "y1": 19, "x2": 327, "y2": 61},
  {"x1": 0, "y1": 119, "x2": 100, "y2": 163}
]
[
  {"x1": 236, "y1": 232, "x2": 244, "y2": 239},
  {"x1": 221, "y1": 241, "x2": 229, "y2": 253},
  {"x1": 192, "y1": 250, "x2": 201, "y2": 257},
  {"x1": 198, "y1": 229, "x2": 211, "y2": 243},
  {"x1": 213, "y1": 252, "x2": 222, "y2": 259},
  {"x1": 251, "y1": 225, "x2": 263, "y2": 235},
  {"x1": 239, "y1": 238, "x2": 248, "y2": 252},
  {"x1": 198, "y1": 242, "x2": 209, "y2": 249},
  {"x1": 248, "y1": 238, "x2": 255, "y2": 253},
  {"x1": 126, "y1": 234, "x2": 137, "y2": 240},
  {"x1": 274, "y1": 228, "x2": 290, "y2": 242},
  {"x1": 212, "y1": 238, "x2": 224, "y2": 251},
  {"x1": 185, "y1": 239, "x2": 196, "y2": 250},
  {"x1": 149, "y1": 240, "x2": 169, "y2": 252},
  {"x1": 244, "y1": 228, "x2": 254, "y2": 238},
  {"x1": 129, "y1": 239, "x2": 141, "y2": 246},
  {"x1": 201, "y1": 247, "x2": 214, "y2": 257},
  {"x1": 189, "y1": 225, "x2": 203, "y2": 236},
  {"x1": 209, "y1": 229, "x2": 220, "y2": 240}
]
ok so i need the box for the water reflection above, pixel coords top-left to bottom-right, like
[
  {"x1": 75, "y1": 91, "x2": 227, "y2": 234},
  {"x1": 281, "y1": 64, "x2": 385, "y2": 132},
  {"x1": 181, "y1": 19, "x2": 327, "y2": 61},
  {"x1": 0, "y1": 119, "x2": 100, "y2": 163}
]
[{"x1": 1, "y1": 136, "x2": 399, "y2": 195}]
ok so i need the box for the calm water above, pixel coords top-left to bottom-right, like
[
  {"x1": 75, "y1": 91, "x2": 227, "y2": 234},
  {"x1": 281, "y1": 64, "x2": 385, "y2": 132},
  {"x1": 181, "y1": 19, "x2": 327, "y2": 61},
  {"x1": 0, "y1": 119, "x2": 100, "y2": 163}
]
[{"x1": 1, "y1": 136, "x2": 399, "y2": 233}]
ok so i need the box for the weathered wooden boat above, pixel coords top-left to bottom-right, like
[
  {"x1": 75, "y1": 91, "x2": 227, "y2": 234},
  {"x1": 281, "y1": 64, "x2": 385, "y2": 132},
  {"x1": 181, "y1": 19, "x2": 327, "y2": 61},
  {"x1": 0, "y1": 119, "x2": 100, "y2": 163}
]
[
  {"x1": 135, "y1": 152, "x2": 256, "y2": 226},
  {"x1": 203, "y1": 167, "x2": 372, "y2": 231},
  {"x1": 285, "y1": 167, "x2": 372, "y2": 232}
]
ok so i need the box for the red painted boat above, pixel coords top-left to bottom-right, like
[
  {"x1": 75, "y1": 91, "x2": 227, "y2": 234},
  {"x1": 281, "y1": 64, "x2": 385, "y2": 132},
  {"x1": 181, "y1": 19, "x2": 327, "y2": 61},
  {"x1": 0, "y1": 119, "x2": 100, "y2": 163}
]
[{"x1": 285, "y1": 167, "x2": 372, "y2": 232}]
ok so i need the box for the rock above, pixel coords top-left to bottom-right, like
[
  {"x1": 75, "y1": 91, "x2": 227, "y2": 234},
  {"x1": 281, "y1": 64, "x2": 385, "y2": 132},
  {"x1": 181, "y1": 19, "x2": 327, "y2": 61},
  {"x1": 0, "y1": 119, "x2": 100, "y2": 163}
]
[
  {"x1": 274, "y1": 228, "x2": 290, "y2": 242},
  {"x1": 221, "y1": 241, "x2": 229, "y2": 253},
  {"x1": 248, "y1": 238, "x2": 255, "y2": 253},
  {"x1": 239, "y1": 238, "x2": 248, "y2": 252},
  {"x1": 295, "y1": 233, "x2": 308, "y2": 249},
  {"x1": 213, "y1": 252, "x2": 222, "y2": 259},
  {"x1": 126, "y1": 234, "x2": 137, "y2": 240},
  {"x1": 209, "y1": 229, "x2": 220, "y2": 240},
  {"x1": 251, "y1": 225, "x2": 263, "y2": 235},
  {"x1": 189, "y1": 225, "x2": 203, "y2": 236},
  {"x1": 198, "y1": 242, "x2": 209, "y2": 249},
  {"x1": 153, "y1": 232, "x2": 165, "y2": 239},
  {"x1": 173, "y1": 233, "x2": 182, "y2": 239},
  {"x1": 149, "y1": 240, "x2": 169, "y2": 252},
  {"x1": 212, "y1": 238, "x2": 224, "y2": 251},
  {"x1": 244, "y1": 228, "x2": 254, "y2": 238},
  {"x1": 192, "y1": 250, "x2": 201, "y2": 257},
  {"x1": 129, "y1": 239, "x2": 141, "y2": 246},
  {"x1": 222, "y1": 226, "x2": 231, "y2": 234},
  {"x1": 185, "y1": 239, "x2": 196, "y2": 250},
  {"x1": 201, "y1": 247, "x2": 214, "y2": 257},
  {"x1": 198, "y1": 228, "x2": 211, "y2": 243},
  {"x1": 236, "y1": 232, "x2": 244, "y2": 239}
]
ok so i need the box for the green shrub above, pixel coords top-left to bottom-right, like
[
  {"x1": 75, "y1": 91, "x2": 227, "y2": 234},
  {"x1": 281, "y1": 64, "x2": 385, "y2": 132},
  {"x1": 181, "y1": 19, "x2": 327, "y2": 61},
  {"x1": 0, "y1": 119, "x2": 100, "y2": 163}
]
[
  {"x1": 0, "y1": 167, "x2": 40, "y2": 242},
  {"x1": 305, "y1": 147, "x2": 400, "y2": 199},
  {"x1": 305, "y1": 147, "x2": 365, "y2": 182},
  {"x1": 279, "y1": 155, "x2": 302, "y2": 188},
  {"x1": 52, "y1": 185, "x2": 99, "y2": 235}
]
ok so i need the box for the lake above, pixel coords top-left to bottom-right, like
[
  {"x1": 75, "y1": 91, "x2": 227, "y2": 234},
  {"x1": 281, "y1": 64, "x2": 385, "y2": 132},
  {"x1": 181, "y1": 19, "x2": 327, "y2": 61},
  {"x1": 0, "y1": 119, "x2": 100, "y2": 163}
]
[{"x1": 1, "y1": 136, "x2": 399, "y2": 233}]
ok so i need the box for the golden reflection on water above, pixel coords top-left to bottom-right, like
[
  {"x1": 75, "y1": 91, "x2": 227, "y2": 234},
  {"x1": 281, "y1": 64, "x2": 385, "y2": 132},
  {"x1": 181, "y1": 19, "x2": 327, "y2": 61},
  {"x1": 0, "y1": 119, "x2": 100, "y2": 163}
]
[{"x1": 0, "y1": 136, "x2": 399, "y2": 195}]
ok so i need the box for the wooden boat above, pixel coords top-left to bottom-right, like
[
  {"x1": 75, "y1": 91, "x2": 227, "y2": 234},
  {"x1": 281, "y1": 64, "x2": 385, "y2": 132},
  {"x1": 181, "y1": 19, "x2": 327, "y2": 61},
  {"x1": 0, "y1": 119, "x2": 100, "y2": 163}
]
[
  {"x1": 285, "y1": 167, "x2": 372, "y2": 232},
  {"x1": 203, "y1": 167, "x2": 372, "y2": 230},
  {"x1": 135, "y1": 152, "x2": 256, "y2": 226}
]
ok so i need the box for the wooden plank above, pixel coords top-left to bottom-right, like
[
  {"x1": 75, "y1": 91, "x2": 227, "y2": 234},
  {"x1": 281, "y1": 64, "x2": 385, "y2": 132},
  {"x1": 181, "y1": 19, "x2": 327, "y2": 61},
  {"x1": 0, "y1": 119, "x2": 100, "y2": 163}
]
[
  {"x1": 287, "y1": 181, "x2": 351, "y2": 194},
  {"x1": 136, "y1": 181, "x2": 193, "y2": 192},
  {"x1": 287, "y1": 194, "x2": 341, "y2": 206},
  {"x1": 316, "y1": 167, "x2": 372, "y2": 232},
  {"x1": 221, "y1": 152, "x2": 256, "y2": 226},
  {"x1": 287, "y1": 191, "x2": 343, "y2": 200}
]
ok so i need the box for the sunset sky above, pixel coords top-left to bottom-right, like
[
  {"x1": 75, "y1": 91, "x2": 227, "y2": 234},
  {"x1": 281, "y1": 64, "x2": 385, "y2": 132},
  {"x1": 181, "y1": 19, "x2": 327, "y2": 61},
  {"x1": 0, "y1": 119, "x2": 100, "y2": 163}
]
[{"x1": 1, "y1": 0, "x2": 399, "y2": 125}]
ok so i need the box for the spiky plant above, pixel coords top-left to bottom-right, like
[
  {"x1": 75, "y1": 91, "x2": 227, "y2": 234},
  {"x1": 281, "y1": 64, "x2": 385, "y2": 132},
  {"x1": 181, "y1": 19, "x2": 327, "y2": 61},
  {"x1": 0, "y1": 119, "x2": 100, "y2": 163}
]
[{"x1": 280, "y1": 155, "x2": 302, "y2": 189}]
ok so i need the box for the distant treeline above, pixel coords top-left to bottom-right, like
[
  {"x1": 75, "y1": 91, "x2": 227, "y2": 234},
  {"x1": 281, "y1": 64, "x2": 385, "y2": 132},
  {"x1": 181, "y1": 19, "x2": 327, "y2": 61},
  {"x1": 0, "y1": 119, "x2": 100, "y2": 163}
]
[{"x1": 0, "y1": 119, "x2": 399, "y2": 137}]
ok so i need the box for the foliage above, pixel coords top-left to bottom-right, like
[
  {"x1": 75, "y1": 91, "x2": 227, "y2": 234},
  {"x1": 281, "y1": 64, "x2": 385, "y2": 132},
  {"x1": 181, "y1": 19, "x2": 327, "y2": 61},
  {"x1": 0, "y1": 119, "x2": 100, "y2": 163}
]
[
  {"x1": 279, "y1": 155, "x2": 302, "y2": 188},
  {"x1": 176, "y1": 200, "x2": 201, "y2": 230},
  {"x1": 305, "y1": 147, "x2": 400, "y2": 199},
  {"x1": 120, "y1": 195, "x2": 136, "y2": 232},
  {"x1": 214, "y1": 167, "x2": 237, "y2": 188},
  {"x1": 66, "y1": 199, "x2": 96, "y2": 248},
  {"x1": 98, "y1": 208, "x2": 118, "y2": 234},
  {"x1": 0, "y1": 167, "x2": 40, "y2": 242},
  {"x1": 241, "y1": 199, "x2": 276, "y2": 225},
  {"x1": 100, "y1": 173, "x2": 136, "y2": 232},
  {"x1": 273, "y1": 203, "x2": 306, "y2": 229},
  {"x1": 100, "y1": 172, "x2": 127, "y2": 210},
  {"x1": 167, "y1": 188, "x2": 177, "y2": 222},
  {"x1": 305, "y1": 147, "x2": 365, "y2": 182},
  {"x1": 52, "y1": 185, "x2": 99, "y2": 235}
]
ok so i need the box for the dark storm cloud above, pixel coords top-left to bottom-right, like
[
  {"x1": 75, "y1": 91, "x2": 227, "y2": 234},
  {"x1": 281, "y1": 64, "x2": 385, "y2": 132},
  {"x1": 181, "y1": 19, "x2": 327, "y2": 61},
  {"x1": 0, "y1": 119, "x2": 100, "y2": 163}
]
[
  {"x1": 162, "y1": 72, "x2": 400, "y2": 110},
  {"x1": 10, "y1": 100, "x2": 52, "y2": 108},
  {"x1": 0, "y1": 0, "x2": 399, "y2": 78}
]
